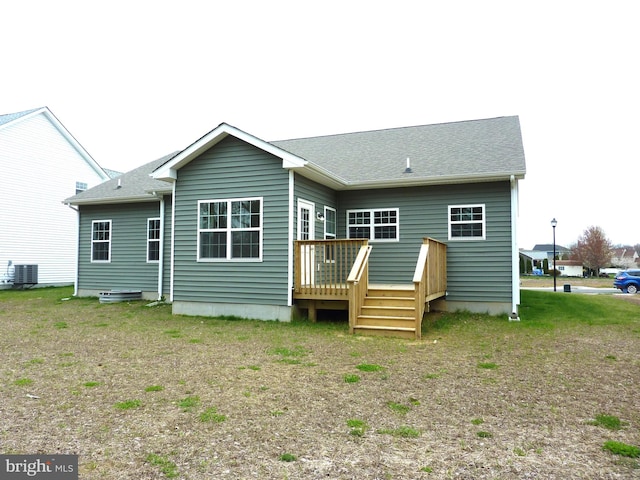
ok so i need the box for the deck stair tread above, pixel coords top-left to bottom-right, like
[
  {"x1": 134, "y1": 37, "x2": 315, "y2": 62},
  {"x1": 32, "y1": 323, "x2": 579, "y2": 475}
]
[
  {"x1": 355, "y1": 284, "x2": 420, "y2": 334},
  {"x1": 354, "y1": 325, "x2": 415, "y2": 332}
]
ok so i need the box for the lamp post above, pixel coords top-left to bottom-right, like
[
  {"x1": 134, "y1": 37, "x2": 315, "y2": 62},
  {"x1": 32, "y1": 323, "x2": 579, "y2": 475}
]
[{"x1": 551, "y1": 218, "x2": 557, "y2": 292}]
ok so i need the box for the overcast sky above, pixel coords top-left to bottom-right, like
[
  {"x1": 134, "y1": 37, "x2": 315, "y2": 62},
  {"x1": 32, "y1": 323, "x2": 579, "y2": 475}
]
[{"x1": 3, "y1": 1, "x2": 638, "y2": 248}]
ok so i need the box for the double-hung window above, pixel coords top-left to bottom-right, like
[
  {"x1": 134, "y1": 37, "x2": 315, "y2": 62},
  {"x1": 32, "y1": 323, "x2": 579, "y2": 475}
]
[
  {"x1": 347, "y1": 208, "x2": 399, "y2": 241},
  {"x1": 198, "y1": 197, "x2": 262, "y2": 261},
  {"x1": 91, "y1": 220, "x2": 111, "y2": 262},
  {"x1": 75, "y1": 181, "x2": 88, "y2": 194},
  {"x1": 323, "y1": 207, "x2": 337, "y2": 262},
  {"x1": 448, "y1": 204, "x2": 486, "y2": 240},
  {"x1": 324, "y1": 207, "x2": 337, "y2": 240},
  {"x1": 147, "y1": 218, "x2": 160, "y2": 262}
]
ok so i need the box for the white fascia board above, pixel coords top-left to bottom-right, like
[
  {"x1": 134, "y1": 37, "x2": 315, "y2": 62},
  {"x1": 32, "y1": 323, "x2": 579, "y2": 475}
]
[
  {"x1": 151, "y1": 123, "x2": 307, "y2": 181},
  {"x1": 64, "y1": 195, "x2": 161, "y2": 206},
  {"x1": 335, "y1": 172, "x2": 525, "y2": 191}
]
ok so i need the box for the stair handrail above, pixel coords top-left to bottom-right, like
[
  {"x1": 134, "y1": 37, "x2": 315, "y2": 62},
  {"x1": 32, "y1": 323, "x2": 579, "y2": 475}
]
[
  {"x1": 412, "y1": 243, "x2": 429, "y2": 339},
  {"x1": 347, "y1": 244, "x2": 372, "y2": 334},
  {"x1": 413, "y1": 237, "x2": 447, "y2": 339}
]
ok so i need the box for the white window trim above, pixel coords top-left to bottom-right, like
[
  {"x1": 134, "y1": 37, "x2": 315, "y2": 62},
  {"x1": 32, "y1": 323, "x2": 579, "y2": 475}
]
[
  {"x1": 147, "y1": 217, "x2": 161, "y2": 264},
  {"x1": 346, "y1": 208, "x2": 399, "y2": 242},
  {"x1": 324, "y1": 206, "x2": 337, "y2": 240},
  {"x1": 197, "y1": 197, "x2": 263, "y2": 262},
  {"x1": 297, "y1": 199, "x2": 315, "y2": 241},
  {"x1": 91, "y1": 219, "x2": 112, "y2": 263},
  {"x1": 448, "y1": 204, "x2": 486, "y2": 241}
]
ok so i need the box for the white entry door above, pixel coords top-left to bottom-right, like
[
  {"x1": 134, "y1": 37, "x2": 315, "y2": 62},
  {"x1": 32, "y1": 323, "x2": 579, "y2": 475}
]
[{"x1": 297, "y1": 199, "x2": 315, "y2": 285}]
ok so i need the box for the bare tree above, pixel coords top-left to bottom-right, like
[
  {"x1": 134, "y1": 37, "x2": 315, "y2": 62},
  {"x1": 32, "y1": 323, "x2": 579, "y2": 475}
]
[{"x1": 570, "y1": 226, "x2": 613, "y2": 276}]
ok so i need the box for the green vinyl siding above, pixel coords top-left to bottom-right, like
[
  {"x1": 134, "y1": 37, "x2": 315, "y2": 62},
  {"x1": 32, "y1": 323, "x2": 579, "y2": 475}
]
[
  {"x1": 172, "y1": 136, "x2": 290, "y2": 305},
  {"x1": 78, "y1": 202, "x2": 163, "y2": 292},
  {"x1": 293, "y1": 173, "x2": 338, "y2": 239},
  {"x1": 337, "y1": 181, "x2": 513, "y2": 304}
]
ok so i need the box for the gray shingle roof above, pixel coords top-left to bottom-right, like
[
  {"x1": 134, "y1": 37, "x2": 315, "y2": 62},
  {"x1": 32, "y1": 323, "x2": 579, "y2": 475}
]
[
  {"x1": 64, "y1": 152, "x2": 178, "y2": 205},
  {"x1": 68, "y1": 116, "x2": 525, "y2": 205},
  {"x1": 271, "y1": 116, "x2": 525, "y2": 186}
]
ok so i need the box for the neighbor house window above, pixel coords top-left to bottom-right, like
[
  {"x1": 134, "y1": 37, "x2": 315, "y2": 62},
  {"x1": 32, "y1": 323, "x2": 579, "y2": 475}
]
[
  {"x1": 147, "y1": 218, "x2": 160, "y2": 262},
  {"x1": 76, "y1": 181, "x2": 88, "y2": 194},
  {"x1": 448, "y1": 204, "x2": 486, "y2": 240},
  {"x1": 347, "y1": 208, "x2": 399, "y2": 241},
  {"x1": 91, "y1": 220, "x2": 111, "y2": 262},
  {"x1": 198, "y1": 197, "x2": 262, "y2": 261}
]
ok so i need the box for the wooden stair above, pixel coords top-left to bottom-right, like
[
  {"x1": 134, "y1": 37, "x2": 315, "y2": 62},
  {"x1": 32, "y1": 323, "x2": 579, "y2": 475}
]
[{"x1": 353, "y1": 285, "x2": 419, "y2": 339}]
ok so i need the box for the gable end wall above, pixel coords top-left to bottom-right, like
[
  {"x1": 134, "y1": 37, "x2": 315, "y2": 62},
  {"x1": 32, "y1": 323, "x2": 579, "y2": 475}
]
[{"x1": 171, "y1": 136, "x2": 291, "y2": 316}]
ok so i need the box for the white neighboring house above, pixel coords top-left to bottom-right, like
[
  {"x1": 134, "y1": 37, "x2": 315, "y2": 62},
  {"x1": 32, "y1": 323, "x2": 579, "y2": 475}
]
[
  {"x1": 0, "y1": 107, "x2": 110, "y2": 287},
  {"x1": 555, "y1": 260, "x2": 583, "y2": 277}
]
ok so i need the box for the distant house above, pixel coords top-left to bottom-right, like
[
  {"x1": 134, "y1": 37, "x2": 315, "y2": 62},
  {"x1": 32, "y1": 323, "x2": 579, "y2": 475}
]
[
  {"x1": 532, "y1": 244, "x2": 570, "y2": 260},
  {"x1": 65, "y1": 116, "x2": 527, "y2": 337},
  {"x1": 519, "y1": 249, "x2": 548, "y2": 273},
  {"x1": 0, "y1": 107, "x2": 110, "y2": 287},
  {"x1": 555, "y1": 260, "x2": 583, "y2": 277},
  {"x1": 611, "y1": 247, "x2": 640, "y2": 269}
]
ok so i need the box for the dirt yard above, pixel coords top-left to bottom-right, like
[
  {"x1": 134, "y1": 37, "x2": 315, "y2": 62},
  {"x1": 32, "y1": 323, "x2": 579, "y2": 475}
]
[{"x1": 1, "y1": 288, "x2": 639, "y2": 479}]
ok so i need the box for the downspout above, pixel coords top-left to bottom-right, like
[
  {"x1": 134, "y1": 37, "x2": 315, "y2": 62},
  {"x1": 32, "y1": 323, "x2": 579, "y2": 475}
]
[
  {"x1": 66, "y1": 203, "x2": 80, "y2": 297},
  {"x1": 169, "y1": 181, "x2": 176, "y2": 302},
  {"x1": 287, "y1": 170, "x2": 294, "y2": 307},
  {"x1": 509, "y1": 175, "x2": 520, "y2": 321},
  {"x1": 156, "y1": 194, "x2": 165, "y2": 301}
]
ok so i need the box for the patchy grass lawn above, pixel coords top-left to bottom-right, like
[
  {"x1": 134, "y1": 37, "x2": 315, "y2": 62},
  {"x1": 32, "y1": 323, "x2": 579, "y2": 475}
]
[{"x1": 1, "y1": 287, "x2": 639, "y2": 479}]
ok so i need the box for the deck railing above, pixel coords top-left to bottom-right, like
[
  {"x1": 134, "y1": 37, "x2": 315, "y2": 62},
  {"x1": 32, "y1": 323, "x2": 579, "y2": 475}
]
[
  {"x1": 293, "y1": 239, "x2": 368, "y2": 299},
  {"x1": 412, "y1": 237, "x2": 447, "y2": 338},
  {"x1": 347, "y1": 244, "x2": 372, "y2": 334}
]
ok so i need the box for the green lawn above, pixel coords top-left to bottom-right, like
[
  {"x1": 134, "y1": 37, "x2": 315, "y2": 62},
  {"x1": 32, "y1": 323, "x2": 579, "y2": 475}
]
[{"x1": 0, "y1": 286, "x2": 638, "y2": 479}]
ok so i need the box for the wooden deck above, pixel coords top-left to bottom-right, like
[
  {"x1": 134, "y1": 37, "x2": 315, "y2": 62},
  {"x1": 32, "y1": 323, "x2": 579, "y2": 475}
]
[{"x1": 293, "y1": 238, "x2": 447, "y2": 339}]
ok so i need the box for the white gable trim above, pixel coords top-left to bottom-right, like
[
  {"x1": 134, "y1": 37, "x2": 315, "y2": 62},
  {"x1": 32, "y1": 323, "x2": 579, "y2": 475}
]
[
  {"x1": 151, "y1": 123, "x2": 307, "y2": 181},
  {"x1": 2, "y1": 107, "x2": 109, "y2": 181}
]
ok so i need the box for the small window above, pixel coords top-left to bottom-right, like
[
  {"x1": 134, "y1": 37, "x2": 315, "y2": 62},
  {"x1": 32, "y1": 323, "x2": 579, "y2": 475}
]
[
  {"x1": 323, "y1": 207, "x2": 337, "y2": 263},
  {"x1": 147, "y1": 218, "x2": 160, "y2": 262},
  {"x1": 347, "y1": 208, "x2": 398, "y2": 242},
  {"x1": 198, "y1": 198, "x2": 262, "y2": 261},
  {"x1": 448, "y1": 204, "x2": 485, "y2": 240},
  {"x1": 91, "y1": 220, "x2": 111, "y2": 262},
  {"x1": 324, "y1": 207, "x2": 336, "y2": 240},
  {"x1": 76, "y1": 181, "x2": 88, "y2": 194}
]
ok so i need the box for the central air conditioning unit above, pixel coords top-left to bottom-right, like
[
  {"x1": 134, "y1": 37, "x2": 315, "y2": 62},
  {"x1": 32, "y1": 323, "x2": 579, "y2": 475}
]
[{"x1": 14, "y1": 264, "x2": 38, "y2": 286}]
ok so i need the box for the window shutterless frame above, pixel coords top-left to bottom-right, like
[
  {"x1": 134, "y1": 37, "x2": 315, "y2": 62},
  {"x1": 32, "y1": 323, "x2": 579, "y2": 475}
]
[
  {"x1": 147, "y1": 218, "x2": 161, "y2": 263},
  {"x1": 346, "y1": 208, "x2": 399, "y2": 242},
  {"x1": 197, "y1": 197, "x2": 263, "y2": 262},
  {"x1": 91, "y1": 219, "x2": 111, "y2": 262},
  {"x1": 448, "y1": 204, "x2": 486, "y2": 240}
]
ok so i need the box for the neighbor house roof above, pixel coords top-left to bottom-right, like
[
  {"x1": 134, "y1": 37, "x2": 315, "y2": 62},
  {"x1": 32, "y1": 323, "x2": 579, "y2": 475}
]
[
  {"x1": 64, "y1": 152, "x2": 177, "y2": 205},
  {"x1": 0, "y1": 107, "x2": 41, "y2": 127},
  {"x1": 532, "y1": 244, "x2": 570, "y2": 252}
]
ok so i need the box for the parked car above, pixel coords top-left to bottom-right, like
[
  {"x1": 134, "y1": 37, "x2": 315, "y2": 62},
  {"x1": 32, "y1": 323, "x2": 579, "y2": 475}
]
[{"x1": 613, "y1": 269, "x2": 640, "y2": 294}]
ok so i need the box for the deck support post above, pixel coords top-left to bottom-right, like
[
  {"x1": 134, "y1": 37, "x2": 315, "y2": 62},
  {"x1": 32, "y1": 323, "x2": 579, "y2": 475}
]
[{"x1": 307, "y1": 300, "x2": 317, "y2": 322}]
